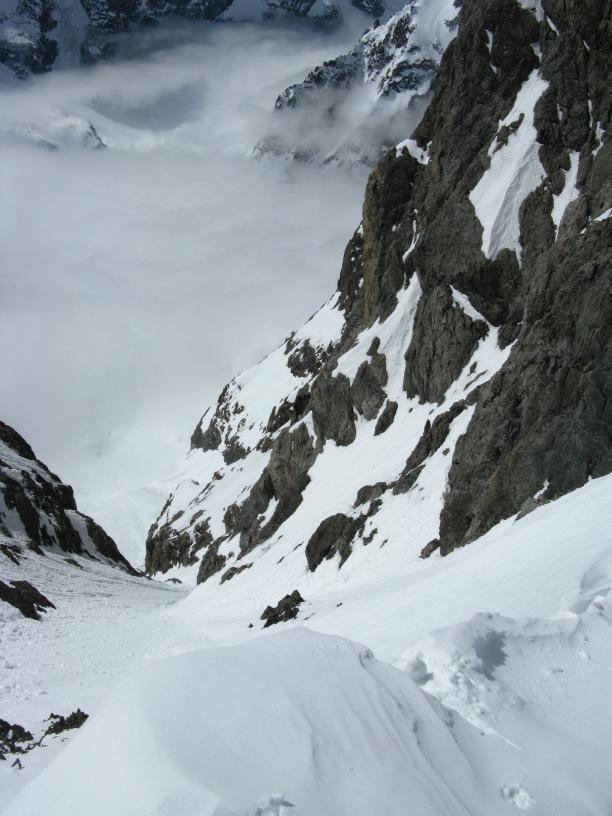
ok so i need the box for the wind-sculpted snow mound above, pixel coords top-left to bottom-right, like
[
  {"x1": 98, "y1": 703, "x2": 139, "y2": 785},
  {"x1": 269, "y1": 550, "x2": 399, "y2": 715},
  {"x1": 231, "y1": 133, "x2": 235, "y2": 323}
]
[
  {"x1": 8, "y1": 537, "x2": 612, "y2": 816},
  {"x1": 0, "y1": 627, "x2": 547, "y2": 816}
]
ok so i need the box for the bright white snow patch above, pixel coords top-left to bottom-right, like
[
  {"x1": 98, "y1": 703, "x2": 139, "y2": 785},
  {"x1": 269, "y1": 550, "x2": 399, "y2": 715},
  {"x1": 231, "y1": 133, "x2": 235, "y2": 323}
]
[
  {"x1": 469, "y1": 70, "x2": 549, "y2": 265},
  {"x1": 290, "y1": 293, "x2": 345, "y2": 351},
  {"x1": 402, "y1": 218, "x2": 419, "y2": 261},
  {"x1": 335, "y1": 275, "x2": 421, "y2": 394},
  {"x1": 450, "y1": 286, "x2": 490, "y2": 325},
  {"x1": 551, "y1": 150, "x2": 580, "y2": 237},
  {"x1": 396, "y1": 137, "x2": 430, "y2": 164}
]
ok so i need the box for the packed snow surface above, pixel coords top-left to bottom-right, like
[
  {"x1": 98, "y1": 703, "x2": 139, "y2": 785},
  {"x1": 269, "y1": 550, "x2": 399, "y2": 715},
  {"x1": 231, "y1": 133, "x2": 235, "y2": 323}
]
[{"x1": 3, "y1": 475, "x2": 612, "y2": 814}]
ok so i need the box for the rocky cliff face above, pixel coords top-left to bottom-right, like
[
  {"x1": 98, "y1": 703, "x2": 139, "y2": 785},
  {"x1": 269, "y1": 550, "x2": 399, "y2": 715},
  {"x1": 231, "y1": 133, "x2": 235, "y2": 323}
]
[
  {"x1": 147, "y1": 0, "x2": 610, "y2": 599},
  {"x1": 0, "y1": 421, "x2": 135, "y2": 573}
]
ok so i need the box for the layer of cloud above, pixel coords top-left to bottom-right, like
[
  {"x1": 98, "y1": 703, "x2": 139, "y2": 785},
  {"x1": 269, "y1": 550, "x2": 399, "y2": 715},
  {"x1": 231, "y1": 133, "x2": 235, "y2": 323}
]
[{"x1": 0, "y1": 18, "x2": 367, "y2": 504}]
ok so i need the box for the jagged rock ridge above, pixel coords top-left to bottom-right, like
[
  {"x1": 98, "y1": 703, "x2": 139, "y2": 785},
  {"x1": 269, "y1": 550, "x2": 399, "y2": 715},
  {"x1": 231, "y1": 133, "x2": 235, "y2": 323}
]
[{"x1": 146, "y1": 0, "x2": 610, "y2": 604}]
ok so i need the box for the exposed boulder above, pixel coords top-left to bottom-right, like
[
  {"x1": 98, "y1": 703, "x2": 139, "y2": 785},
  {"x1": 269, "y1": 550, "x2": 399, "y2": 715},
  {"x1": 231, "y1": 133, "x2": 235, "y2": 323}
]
[
  {"x1": 306, "y1": 513, "x2": 360, "y2": 571},
  {"x1": 260, "y1": 590, "x2": 304, "y2": 628},
  {"x1": 420, "y1": 539, "x2": 440, "y2": 559},
  {"x1": 220, "y1": 562, "x2": 252, "y2": 584},
  {"x1": 0, "y1": 579, "x2": 55, "y2": 620},
  {"x1": 350, "y1": 337, "x2": 388, "y2": 420},
  {"x1": 354, "y1": 481, "x2": 387, "y2": 508},
  {"x1": 374, "y1": 399, "x2": 397, "y2": 435},
  {"x1": 0, "y1": 720, "x2": 33, "y2": 760},
  {"x1": 311, "y1": 373, "x2": 356, "y2": 446},
  {"x1": 44, "y1": 710, "x2": 88, "y2": 736}
]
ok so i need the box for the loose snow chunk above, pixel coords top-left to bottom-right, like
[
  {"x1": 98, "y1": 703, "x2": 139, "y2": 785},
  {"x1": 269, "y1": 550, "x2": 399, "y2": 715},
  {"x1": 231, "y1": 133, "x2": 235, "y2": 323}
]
[
  {"x1": 396, "y1": 137, "x2": 430, "y2": 164},
  {"x1": 551, "y1": 151, "x2": 580, "y2": 238},
  {"x1": 469, "y1": 70, "x2": 549, "y2": 265}
]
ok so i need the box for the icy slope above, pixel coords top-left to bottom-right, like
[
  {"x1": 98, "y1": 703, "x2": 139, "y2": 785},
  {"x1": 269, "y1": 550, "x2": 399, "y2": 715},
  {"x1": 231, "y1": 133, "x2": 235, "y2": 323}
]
[{"x1": 4, "y1": 475, "x2": 612, "y2": 816}]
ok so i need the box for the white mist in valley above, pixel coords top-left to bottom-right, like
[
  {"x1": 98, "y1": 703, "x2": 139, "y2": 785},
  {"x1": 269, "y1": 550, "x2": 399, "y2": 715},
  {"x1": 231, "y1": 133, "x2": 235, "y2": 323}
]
[{"x1": 0, "y1": 18, "x2": 372, "y2": 559}]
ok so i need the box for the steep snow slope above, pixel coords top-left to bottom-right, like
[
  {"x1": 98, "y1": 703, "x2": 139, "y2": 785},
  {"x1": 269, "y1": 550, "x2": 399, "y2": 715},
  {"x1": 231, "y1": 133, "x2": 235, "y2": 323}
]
[{"x1": 3, "y1": 474, "x2": 612, "y2": 815}]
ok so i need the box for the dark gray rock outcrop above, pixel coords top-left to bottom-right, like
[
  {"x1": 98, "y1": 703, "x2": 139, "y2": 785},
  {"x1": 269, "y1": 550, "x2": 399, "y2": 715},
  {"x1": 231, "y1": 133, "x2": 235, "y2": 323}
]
[
  {"x1": 0, "y1": 421, "x2": 135, "y2": 574},
  {"x1": 306, "y1": 513, "x2": 359, "y2": 571},
  {"x1": 0, "y1": 579, "x2": 55, "y2": 620},
  {"x1": 261, "y1": 589, "x2": 304, "y2": 627},
  {"x1": 350, "y1": 338, "x2": 388, "y2": 419},
  {"x1": 44, "y1": 709, "x2": 88, "y2": 735},
  {"x1": 311, "y1": 373, "x2": 356, "y2": 446},
  {"x1": 0, "y1": 719, "x2": 33, "y2": 760},
  {"x1": 403, "y1": 286, "x2": 487, "y2": 404}
]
